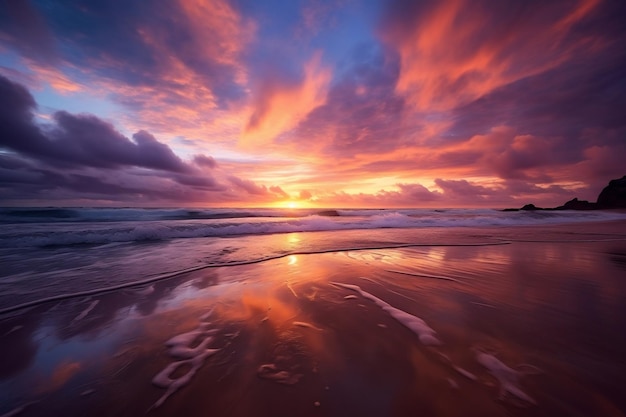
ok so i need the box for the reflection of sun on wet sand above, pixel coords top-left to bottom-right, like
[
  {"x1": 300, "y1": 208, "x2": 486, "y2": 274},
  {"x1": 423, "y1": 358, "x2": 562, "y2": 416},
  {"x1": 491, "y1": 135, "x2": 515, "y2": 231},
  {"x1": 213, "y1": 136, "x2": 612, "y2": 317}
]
[{"x1": 1, "y1": 222, "x2": 626, "y2": 417}]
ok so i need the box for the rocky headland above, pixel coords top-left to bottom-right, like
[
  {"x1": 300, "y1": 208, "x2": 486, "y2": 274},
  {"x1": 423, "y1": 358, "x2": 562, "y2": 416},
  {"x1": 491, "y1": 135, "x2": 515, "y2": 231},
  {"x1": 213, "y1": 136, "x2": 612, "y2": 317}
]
[{"x1": 505, "y1": 175, "x2": 626, "y2": 211}]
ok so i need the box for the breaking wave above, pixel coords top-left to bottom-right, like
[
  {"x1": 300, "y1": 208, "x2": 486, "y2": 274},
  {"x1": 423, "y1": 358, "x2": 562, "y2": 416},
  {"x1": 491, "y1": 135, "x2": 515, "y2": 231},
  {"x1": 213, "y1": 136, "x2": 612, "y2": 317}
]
[{"x1": 1, "y1": 208, "x2": 625, "y2": 248}]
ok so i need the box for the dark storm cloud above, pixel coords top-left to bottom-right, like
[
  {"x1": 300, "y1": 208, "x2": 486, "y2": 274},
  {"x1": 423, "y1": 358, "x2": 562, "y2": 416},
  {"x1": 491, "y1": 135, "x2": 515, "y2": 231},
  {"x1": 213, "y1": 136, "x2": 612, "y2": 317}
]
[
  {"x1": 193, "y1": 155, "x2": 218, "y2": 169},
  {"x1": 0, "y1": 75, "x2": 190, "y2": 172},
  {"x1": 0, "y1": 75, "x2": 238, "y2": 203},
  {"x1": 0, "y1": 152, "x2": 228, "y2": 204}
]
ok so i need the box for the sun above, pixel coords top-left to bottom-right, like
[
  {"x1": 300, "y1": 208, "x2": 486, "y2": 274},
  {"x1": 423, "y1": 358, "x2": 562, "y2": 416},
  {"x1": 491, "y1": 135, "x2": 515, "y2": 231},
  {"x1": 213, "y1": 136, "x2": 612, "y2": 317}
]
[{"x1": 273, "y1": 200, "x2": 311, "y2": 209}]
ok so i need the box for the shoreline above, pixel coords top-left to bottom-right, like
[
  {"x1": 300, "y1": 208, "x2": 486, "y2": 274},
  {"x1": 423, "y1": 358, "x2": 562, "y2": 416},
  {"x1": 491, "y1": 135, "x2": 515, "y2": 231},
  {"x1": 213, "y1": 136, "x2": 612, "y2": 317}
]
[
  {"x1": 2, "y1": 219, "x2": 626, "y2": 316},
  {"x1": 1, "y1": 222, "x2": 626, "y2": 416}
]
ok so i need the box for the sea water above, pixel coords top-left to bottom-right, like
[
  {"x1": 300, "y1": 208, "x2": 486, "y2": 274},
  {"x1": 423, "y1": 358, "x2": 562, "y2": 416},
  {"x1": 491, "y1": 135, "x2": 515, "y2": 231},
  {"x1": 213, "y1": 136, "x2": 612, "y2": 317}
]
[{"x1": 1, "y1": 207, "x2": 625, "y2": 313}]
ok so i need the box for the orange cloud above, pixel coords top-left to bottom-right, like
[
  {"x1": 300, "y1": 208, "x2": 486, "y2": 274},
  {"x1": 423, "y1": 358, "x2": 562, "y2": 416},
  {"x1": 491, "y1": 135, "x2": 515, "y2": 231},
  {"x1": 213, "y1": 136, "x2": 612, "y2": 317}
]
[
  {"x1": 177, "y1": 0, "x2": 255, "y2": 82},
  {"x1": 242, "y1": 52, "x2": 332, "y2": 146},
  {"x1": 60, "y1": 0, "x2": 254, "y2": 148},
  {"x1": 383, "y1": 0, "x2": 601, "y2": 111},
  {"x1": 25, "y1": 61, "x2": 84, "y2": 94}
]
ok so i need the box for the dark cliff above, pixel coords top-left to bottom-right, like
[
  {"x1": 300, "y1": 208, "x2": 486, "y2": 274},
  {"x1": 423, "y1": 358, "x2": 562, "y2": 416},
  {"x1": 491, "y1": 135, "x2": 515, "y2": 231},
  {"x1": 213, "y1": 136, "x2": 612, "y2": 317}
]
[
  {"x1": 597, "y1": 175, "x2": 626, "y2": 209},
  {"x1": 507, "y1": 175, "x2": 626, "y2": 211}
]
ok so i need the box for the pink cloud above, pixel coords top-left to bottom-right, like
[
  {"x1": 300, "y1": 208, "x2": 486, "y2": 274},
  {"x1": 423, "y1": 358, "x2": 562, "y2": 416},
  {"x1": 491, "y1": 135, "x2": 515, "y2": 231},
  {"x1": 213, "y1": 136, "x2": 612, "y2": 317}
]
[
  {"x1": 243, "y1": 52, "x2": 332, "y2": 145},
  {"x1": 193, "y1": 154, "x2": 218, "y2": 169},
  {"x1": 227, "y1": 175, "x2": 290, "y2": 199},
  {"x1": 381, "y1": 0, "x2": 601, "y2": 111}
]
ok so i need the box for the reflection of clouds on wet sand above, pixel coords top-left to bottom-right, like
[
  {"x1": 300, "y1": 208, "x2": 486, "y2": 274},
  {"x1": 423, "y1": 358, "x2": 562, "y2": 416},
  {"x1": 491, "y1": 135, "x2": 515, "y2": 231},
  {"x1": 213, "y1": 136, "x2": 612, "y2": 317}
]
[
  {"x1": 38, "y1": 360, "x2": 82, "y2": 394},
  {"x1": 1, "y1": 233, "x2": 626, "y2": 416}
]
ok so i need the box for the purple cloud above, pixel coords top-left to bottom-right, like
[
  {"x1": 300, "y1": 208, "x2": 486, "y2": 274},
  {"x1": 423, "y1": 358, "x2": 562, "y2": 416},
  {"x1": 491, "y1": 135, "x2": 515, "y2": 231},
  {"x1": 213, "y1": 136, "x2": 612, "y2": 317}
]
[
  {"x1": 0, "y1": 75, "x2": 235, "y2": 204},
  {"x1": 0, "y1": 75, "x2": 190, "y2": 173},
  {"x1": 193, "y1": 155, "x2": 218, "y2": 169},
  {"x1": 0, "y1": 0, "x2": 57, "y2": 63}
]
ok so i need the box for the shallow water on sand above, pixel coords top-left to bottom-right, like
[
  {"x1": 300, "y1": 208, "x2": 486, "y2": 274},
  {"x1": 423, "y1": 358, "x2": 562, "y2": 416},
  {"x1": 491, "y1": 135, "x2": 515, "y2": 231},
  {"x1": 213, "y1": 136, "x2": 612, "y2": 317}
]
[{"x1": 1, "y1": 223, "x2": 626, "y2": 416}]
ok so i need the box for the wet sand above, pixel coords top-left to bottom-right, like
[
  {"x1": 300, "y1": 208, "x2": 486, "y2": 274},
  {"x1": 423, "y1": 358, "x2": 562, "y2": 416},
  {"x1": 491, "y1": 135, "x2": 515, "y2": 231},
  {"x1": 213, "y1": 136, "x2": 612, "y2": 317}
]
[{"x1": 1, "y1": 221, "x2": 626, "y2": 417}]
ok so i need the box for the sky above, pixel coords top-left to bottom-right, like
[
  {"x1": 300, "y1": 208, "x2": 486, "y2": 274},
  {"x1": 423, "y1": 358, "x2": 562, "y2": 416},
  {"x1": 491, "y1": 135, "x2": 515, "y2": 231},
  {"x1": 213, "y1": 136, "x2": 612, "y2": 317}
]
[{"x1": 0, "y1": 0, "x2": 625, "y2": 208}]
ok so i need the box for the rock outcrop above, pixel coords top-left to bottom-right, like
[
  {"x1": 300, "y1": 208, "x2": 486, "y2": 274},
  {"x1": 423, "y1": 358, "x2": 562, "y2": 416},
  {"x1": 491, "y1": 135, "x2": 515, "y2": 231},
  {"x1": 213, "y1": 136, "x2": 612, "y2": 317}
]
[
  {"x1": 505, "y1": 175, "x2": 626, "y2": 211},
  {"x1": 555, "y1": 198, "x2": 597, "y2": 210},
  {"x1": 597, "y1": 175, "x2": 626, "y2": 209},
  {"x1": 520, "y1": 204, "x2": 540, "y2": 211}
]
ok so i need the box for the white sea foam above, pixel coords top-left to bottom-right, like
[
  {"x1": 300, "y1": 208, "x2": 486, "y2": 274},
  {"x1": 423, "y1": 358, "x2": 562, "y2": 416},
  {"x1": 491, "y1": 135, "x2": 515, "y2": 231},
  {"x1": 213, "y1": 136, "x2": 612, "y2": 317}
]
[
  {"x1": 152, "y1": 348, "x2": 219, "y2": 408},
  {"x1": 72, "y1": 300, "x2": 99, "y2": 322},
  {"x1": 151, "y1": 317, "x2": 220, "y2": 409},
  {"x1": 2, "y1": 208, "x2": 625, "y2": 248},
  {"x1": 257, "y1": 363, "x2": 303, "y2": 385},
  {"x1": 293, "y1": 321, "x2": 323, "y2": 331},
  {"x1": 333, "y1": 283, "x2": 441, "y2": 345},
  {"x1": 0, "y1": 241, "x2": 506, "y2": 316},
  {"x1": 475, "y1": 352, "x2": 536, "y2": 405},
  {"x1": 329, "y1": 289, "x2": 536, "y2": 404},
  {"x1": 453, "y1": 365, "x2": 477, "y2": 380},
  {"x1": 437, "y1": 352, "x2": 478, "y2": 381}
]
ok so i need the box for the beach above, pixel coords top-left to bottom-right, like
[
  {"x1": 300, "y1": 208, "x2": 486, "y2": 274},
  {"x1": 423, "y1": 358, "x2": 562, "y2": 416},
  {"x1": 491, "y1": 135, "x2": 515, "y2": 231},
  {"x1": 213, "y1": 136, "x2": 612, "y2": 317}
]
[
  {"x1": 2, "y1": 0, "x2": 626, "y2": 413},
  {"x1": 1, "y1": 212, "x2": 626, "y2": 416},
  {"x1": 3, "y1": 0, "x2": 626, "y2": 414}
]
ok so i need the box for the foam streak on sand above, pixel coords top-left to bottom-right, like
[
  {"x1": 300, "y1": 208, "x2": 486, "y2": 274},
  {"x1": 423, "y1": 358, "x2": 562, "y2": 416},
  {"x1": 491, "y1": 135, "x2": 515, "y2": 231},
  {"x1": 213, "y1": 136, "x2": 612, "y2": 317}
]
[
  {"x1": 475, "y1": 352, "x2": 536, "y2": 405},
  {"x1": 151, "y1": 315, "x2": 220, "y2": 409},
  {"x1": 333, "y1": 283, "x2": 441, "y2": 346},
  {"x1": 293, "y1": 321, "x2": 323, "y2": 331},
  {"x1": 0, "y1": 402, "x2": 38, "y2": 417},
  {"x1": 0, "y1": 406, "x2": 25, "y2": 417},
  {"x1": 72, "y1": 300, "x2": 99, "y2": 322},
  {"x1": 453, "y1": 365, "x2": 477, "y2": 381}
]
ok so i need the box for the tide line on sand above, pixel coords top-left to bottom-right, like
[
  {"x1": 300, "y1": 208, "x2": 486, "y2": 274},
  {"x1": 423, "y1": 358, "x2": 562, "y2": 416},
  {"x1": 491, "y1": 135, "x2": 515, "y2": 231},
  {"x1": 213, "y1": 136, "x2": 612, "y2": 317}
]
[{"x1": 0, "y1": 241, "x2": 510, "y2": 316}]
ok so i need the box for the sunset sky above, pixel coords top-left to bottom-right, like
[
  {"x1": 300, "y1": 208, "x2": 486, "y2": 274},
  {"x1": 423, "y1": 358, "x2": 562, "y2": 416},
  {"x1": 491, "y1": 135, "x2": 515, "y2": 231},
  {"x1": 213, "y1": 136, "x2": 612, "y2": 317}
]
[{"x1": 1, "y1": 0, "x2": 625, "y2": 208}]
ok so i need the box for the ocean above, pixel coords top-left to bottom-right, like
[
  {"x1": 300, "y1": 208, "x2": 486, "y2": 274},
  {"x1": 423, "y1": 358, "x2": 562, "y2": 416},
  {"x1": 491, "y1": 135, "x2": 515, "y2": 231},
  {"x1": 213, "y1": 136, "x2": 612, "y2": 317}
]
[{"x1": 2, "y1": 206, "x2": 625, "y2": 313}]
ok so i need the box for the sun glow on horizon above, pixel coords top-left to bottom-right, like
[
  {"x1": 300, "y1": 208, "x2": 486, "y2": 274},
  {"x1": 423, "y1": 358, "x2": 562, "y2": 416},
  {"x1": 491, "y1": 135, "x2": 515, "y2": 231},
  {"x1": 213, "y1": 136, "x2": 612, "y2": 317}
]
[{"x1": 271, "y1": 199, "x2": 319, "y2": 209}]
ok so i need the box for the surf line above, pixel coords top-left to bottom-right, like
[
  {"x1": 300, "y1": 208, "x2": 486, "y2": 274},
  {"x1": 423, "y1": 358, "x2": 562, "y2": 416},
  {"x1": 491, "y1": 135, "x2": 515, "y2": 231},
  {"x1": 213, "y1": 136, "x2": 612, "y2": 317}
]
[{"x1": 0, "y1": 241, "x2": 511, "y2": 316}]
